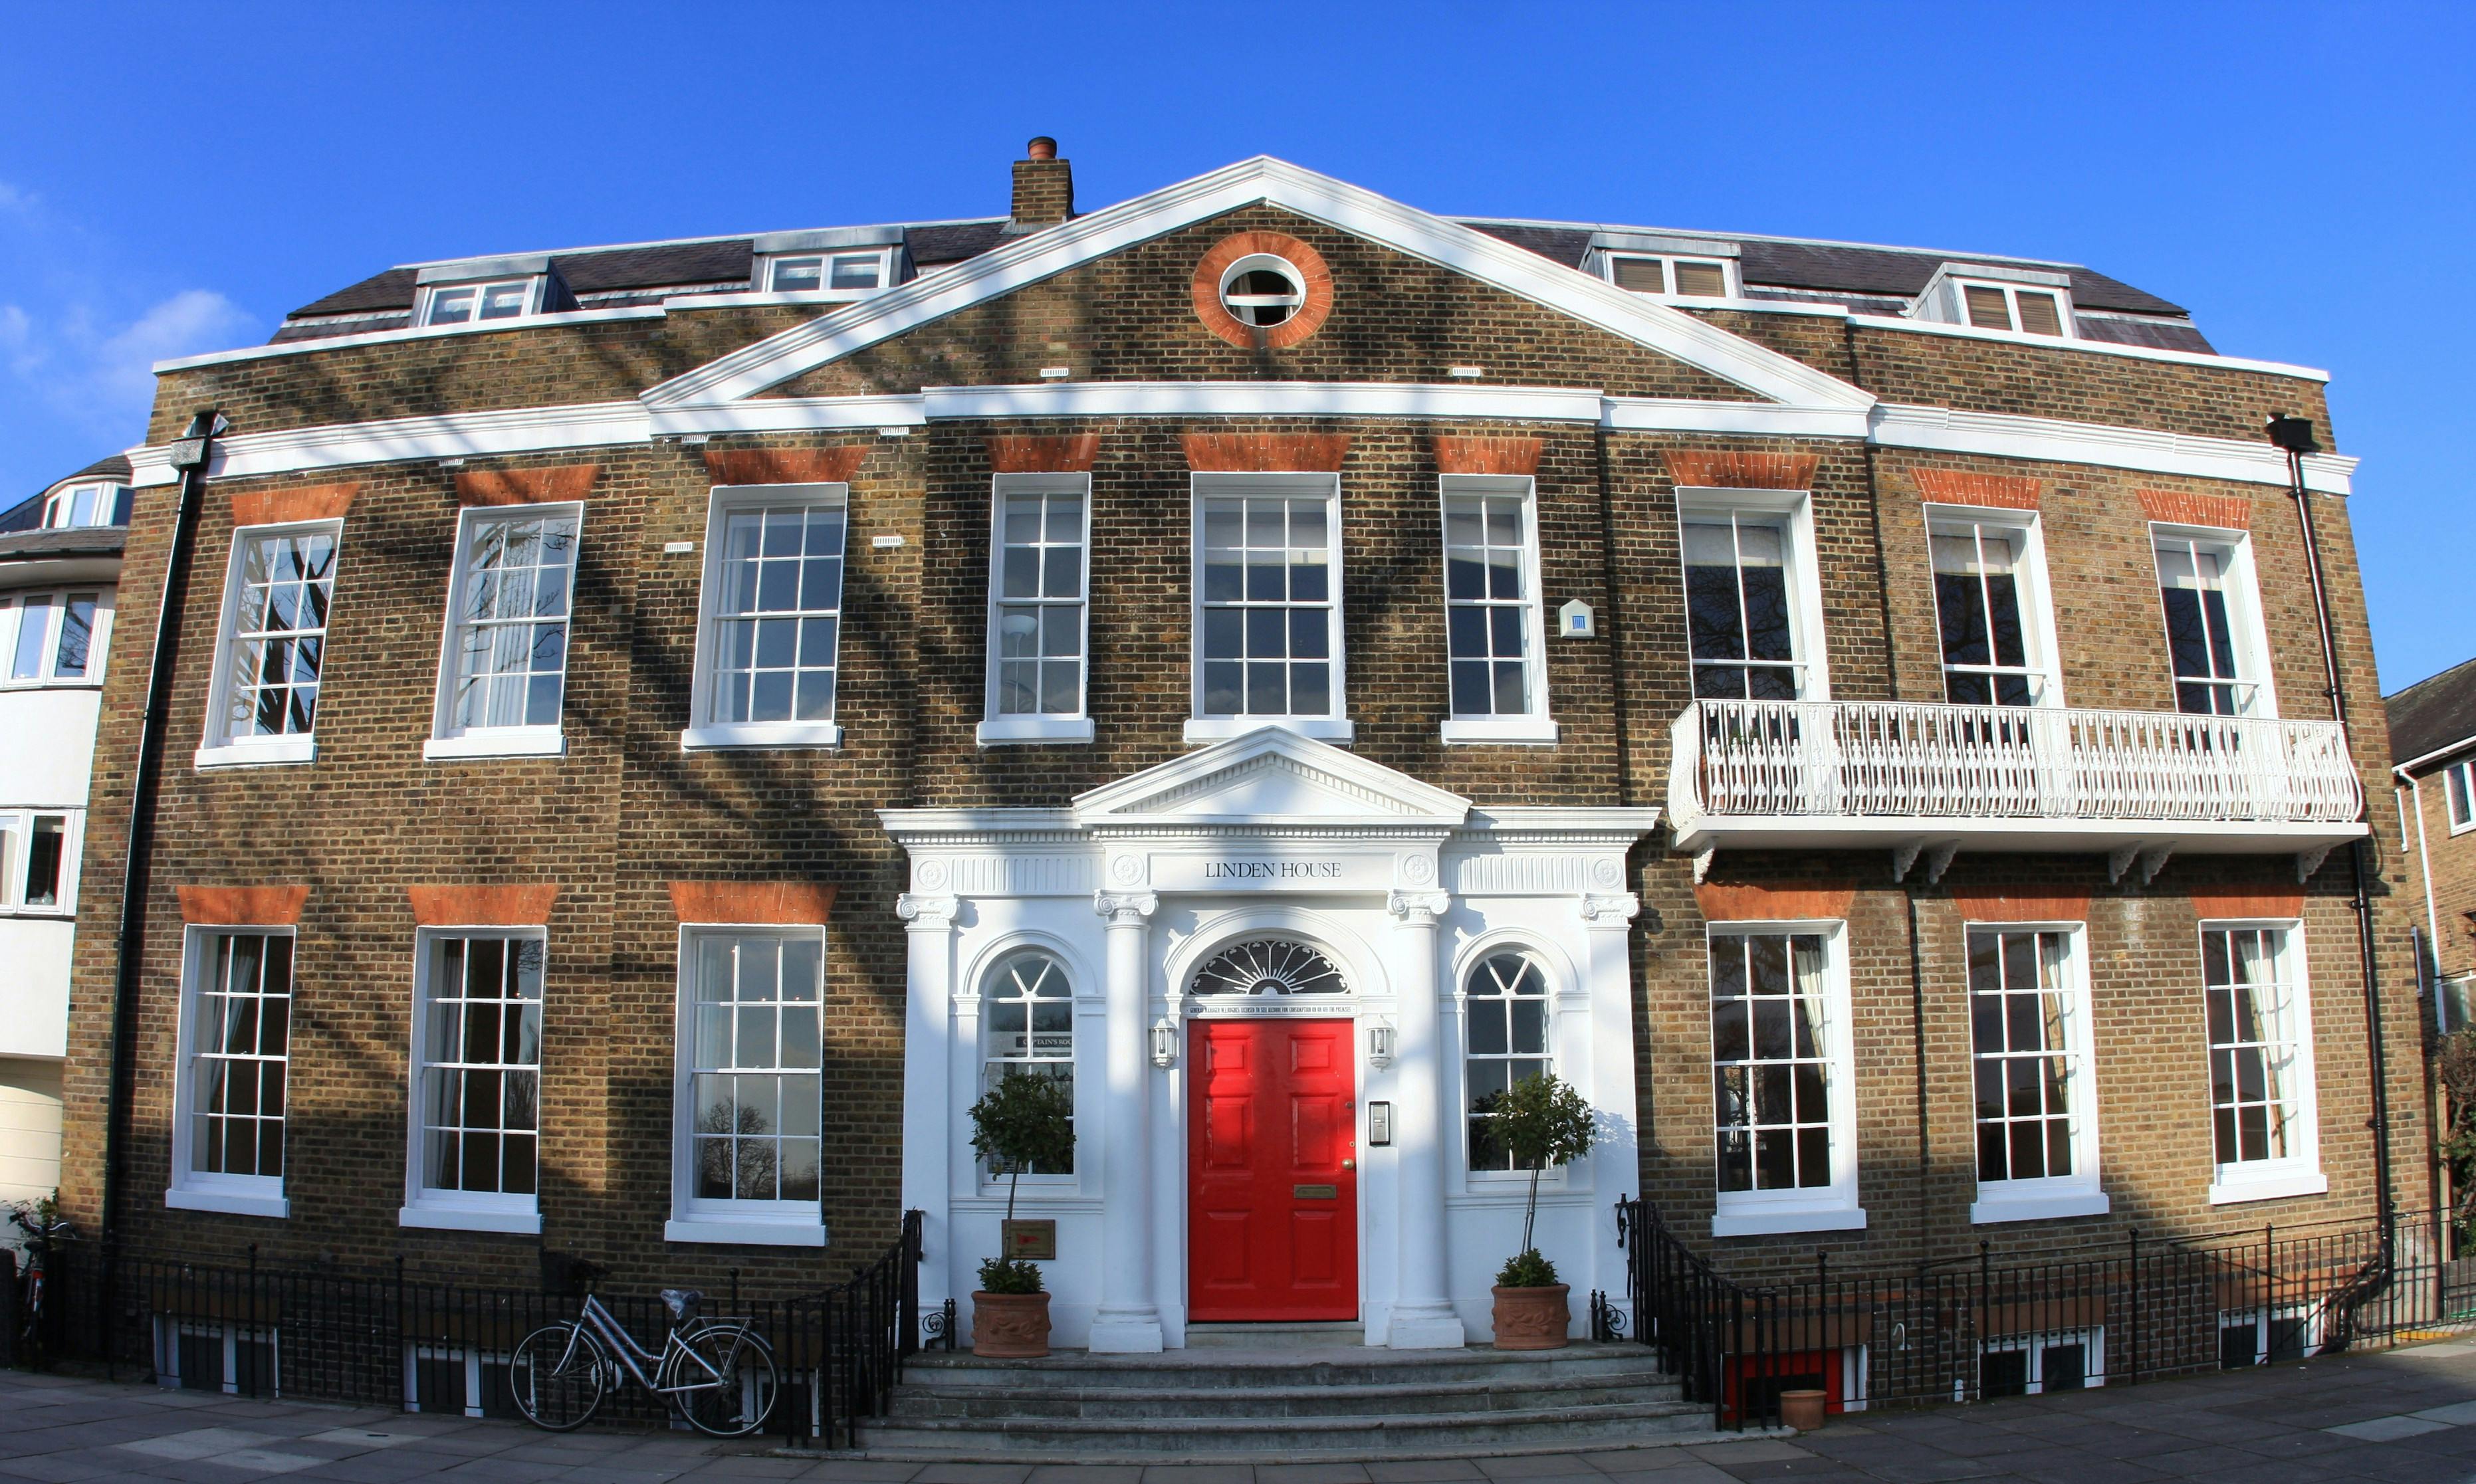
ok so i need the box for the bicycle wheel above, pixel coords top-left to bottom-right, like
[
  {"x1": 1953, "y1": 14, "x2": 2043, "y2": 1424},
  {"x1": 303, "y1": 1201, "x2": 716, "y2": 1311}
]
[
  {"x1": 662, "y1": 1322, "x2": 778, "y2": 1437},
  {"x1": 510, "y1": 1322, "x2": 610, "y2": 1431}
]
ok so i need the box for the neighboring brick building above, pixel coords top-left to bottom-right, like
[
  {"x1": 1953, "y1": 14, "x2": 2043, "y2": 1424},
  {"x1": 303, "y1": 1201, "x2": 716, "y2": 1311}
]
[
  {"x1": 53, "y1": 142, "x2": 2424, "y2": 1393},
  {"x1": 0, "y1": 458, "x2": 130, "y2": 1241},
  {"x1": 2390, "y1": 659, "x2": 2476, "y2": 1026}
]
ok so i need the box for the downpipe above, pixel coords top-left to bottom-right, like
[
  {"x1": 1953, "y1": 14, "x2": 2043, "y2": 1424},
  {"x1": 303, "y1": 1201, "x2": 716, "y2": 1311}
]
[
  {"x1": 2271, "y1": 414, "x2": 2398, "y2": 1346},
  {"x1": 98, "y1": 410, "x2": 222, "y2": 1376}
]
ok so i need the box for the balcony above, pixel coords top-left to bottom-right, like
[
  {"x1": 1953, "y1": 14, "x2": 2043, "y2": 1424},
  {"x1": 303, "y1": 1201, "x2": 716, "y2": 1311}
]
[{"x1": 1668, "y1": 698, "x2": 2368, "y2": 883}]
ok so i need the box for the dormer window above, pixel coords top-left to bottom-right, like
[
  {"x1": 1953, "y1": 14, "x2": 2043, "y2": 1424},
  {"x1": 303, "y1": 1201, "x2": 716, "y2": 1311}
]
[
  {"x1": 422, "y1": 278, "x2": 539, "y2": 327},
  {"x1": 761, "y1": 248, "x2": 895, "y2": 297},
  {"x1": 1607, "y1": 254, "x2": 1732, "y2": 298},
  {"x1": 1962, "y1": 282, "x2": 2066, "y2": 336},
  {"x1": 44, "y1": 482, "x2": 125, "y2": 529}
]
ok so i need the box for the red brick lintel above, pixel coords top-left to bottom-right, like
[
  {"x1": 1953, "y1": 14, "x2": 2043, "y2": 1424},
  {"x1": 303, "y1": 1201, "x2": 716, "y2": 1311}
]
[
  {"x1": 1912, "y1": 469, "x2": 2043, "y2": 510},
  {"x1": 1180, "y1": 433, "x2": 1352, "y2": 473},
  {"x1": 1433, "y1": 436, "x2": 1543, "y2": 477},
  {"x1": 407, "y1": 884, "x2": 560, "y2": 927},
  {"x1": 455, "y1": 465, "x2": 600, "y2": 507},
  {"x1": 229, "y1": 484, "x2": 358, "y2": 528},
  {"x1": 987, "y1": 435, "x2": 1101, "y2": 474},
  {"x1": 705, "y1": 447, "x2": 871, "y2": 487},
  {"x1": 178, "y1": 885, "x2": 310, "y2": 925},
  {"x1": 668, "y1": 881, "x2": 838, "y2": 925},
  {"x1": 1666, "y1": 450, "x2": 1820, "y2": 491},
  {"x1": 2138, "y1": 488, "x2": 2252, "y2": 530},
  {"x1": 1694, "y1": 881, "x2": 1858, "y2": 923},
  {"x1": 1948, "y1": 888, "x2": 2091, "y2": 923}
]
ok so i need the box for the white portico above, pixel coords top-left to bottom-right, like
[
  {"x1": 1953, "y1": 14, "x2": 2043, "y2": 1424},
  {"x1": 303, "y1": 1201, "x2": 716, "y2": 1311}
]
[{"x1": 885, "y1": 729, "x2": 1658, "y2": 1351}]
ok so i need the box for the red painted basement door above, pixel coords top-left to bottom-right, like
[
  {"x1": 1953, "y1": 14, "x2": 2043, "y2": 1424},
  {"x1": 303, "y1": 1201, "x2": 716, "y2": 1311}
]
[{"x1": 1188, "y1": 1019, "x2": 1359, "y2": 1322}]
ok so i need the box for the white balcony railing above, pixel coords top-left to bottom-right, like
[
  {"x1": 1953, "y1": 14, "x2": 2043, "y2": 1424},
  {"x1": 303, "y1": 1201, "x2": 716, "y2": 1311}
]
[{"x1": 1670, "y1": 698, "x2": 2364, "y2": 836}]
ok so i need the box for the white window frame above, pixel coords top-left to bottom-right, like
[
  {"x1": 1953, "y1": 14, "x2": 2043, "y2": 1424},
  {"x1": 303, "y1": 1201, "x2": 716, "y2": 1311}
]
[
  {"x1": 1979, "y1": 1327, "x2": 2105, "y2": 1396},
  {"x1": 1674, "y1": 487, "x2": 1833, "y2": 702},
  {"x1": 2199, "y1": 920, "x2": 2326, "y2": 1205},
  {"x1": 403, "y1": 1342, "x2": 517, "y2": 1418},
  {"x1": 154, "y1": 1317, "x2": 279, "y2": 1395},
  {"x1": 1186, "y1": 471, "x2": 1352, "y2": 744},
  {"x1": 1604, "y1": 253, "x2": 1738, "y2": 300},
  {"x1": 2444, "y1": 760, "x2": 2475, "y2": 835},
  {"x1": 976, "y1": 947, "x2": 1079, "y2": 1188},
  {"x1": 681, "y1": 483, "x2": 847, "y2": 751},
  {"x1": 1, "y1": 587, "x2": 113, "y2": 689},
  {"x1": 43, "y1": 481, "x2": 122, "y2": 528},
  {"x1": 425, "y1": 502, "x2": 581, "y2": 760},
  {"x1": 1460, "y1": 948, "x2": 1564, "y2": 1184},
  {"x1": 0, "y1": 807, "x2": 82, "y2": 916},
  {"x1": 1966, "y1": 922, "x2": 2108, "y2": 1224},
  {"x1": 1923, "y1": 504, "x2": 2064, "y2": 708},
  {"x1": 417, "y1": 276, "x2": 543, "y2": 328},
  {"x1": 166, "y1": 925, "x2": 294, "y2": 1220},
  {"x1": 1953, "y1": 279, "x2": 2075, "y2": 338},
  {"x1": 978, "y1": 473, "x2": 1093, "y2": 746},
  {"x1": 2219, "y1": 1303, "x2": 2325, "y2": 1366},
  {"x1": 760, "y1": 247, "x2": 897, "y2": 299},
  {"x1": 1706, "y1": 920, "x2": 1866, "y2": 1237},
  {"x1": 1438, "y1": 475, "x2": 1556, "y2": 744},
  {"x1": 667, "y1": 924, "x2": 830, "y2": 1247},
  {"x1": 2150, "y1": 524, "x2": 2278, "y2": 719},
  {"x1": 196, "y1": 520, "x2": 341, "y2": 769},
  {"x1": 401, "y1": 927, "x2": 548, "y2": 1235}
]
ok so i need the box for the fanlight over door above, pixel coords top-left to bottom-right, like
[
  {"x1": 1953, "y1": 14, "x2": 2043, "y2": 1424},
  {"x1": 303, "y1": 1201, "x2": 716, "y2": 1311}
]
[{"x1": 1190, "y1": 940, "x2": 1349, "y2": 999}]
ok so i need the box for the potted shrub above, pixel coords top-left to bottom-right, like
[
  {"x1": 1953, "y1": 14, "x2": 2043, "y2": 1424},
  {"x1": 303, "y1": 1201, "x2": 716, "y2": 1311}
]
[
  {"x1": 966, "y1": 1069, "x2": 1075, "y2": 1358},
  {"x1": 1487, "y1": 1070, "x2": 1596, "y2": 1350}
]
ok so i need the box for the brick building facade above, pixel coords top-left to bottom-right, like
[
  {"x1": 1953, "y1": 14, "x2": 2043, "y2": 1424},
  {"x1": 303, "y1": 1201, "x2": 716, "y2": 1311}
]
[{"x1": 53, "y1": 144, "x2": 2423, "y2": 1383}]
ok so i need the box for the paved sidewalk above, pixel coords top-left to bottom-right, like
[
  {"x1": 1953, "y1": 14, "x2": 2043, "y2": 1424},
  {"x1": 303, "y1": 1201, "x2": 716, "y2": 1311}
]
[{"x1": 14, "y1": 1337, "x2": 2476, "y2": 1482}]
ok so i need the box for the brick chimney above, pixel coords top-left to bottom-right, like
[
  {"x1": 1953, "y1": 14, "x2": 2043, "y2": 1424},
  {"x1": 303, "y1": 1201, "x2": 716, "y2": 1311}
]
[{"x1": 1009, "y1": 136, "x2": 1074, "y2": 231}]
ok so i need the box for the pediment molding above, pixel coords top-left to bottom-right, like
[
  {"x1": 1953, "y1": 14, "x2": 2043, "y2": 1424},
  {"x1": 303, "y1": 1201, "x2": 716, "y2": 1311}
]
[{"x1": 1071, "y1": 727, "x2": 1471, "y2": 831}]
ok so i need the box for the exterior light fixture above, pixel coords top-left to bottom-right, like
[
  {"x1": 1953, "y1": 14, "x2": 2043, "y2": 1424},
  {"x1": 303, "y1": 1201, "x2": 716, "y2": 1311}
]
[
  {"x1": 1367, "y1": 1019, "x2": 1397, "y2": 1069},
  {"x1": 1150, "y1": 1017, "x2": 1179, "y2": 1069}
]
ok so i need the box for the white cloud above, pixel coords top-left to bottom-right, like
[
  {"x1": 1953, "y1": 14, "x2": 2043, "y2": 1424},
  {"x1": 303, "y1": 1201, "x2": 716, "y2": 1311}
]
[{"x1": 92, "y1": 290, "x2": 253, "y2": 398}]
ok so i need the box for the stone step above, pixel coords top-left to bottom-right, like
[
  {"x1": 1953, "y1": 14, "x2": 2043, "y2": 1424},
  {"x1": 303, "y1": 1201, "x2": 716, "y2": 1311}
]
[
  {"x1": 1183, "y1": 1321, "x2": 1363, "y2": 1350},
  {"x1": 905, "y1": 1342, "x2": 1664, "y2": 1391},
  {"x1": 891, "y1": 1370, "x2": 1680, "y2": 1421},
  {"x1": 855, "y1": 1398, "x2": 1717, "y2": 1460}
]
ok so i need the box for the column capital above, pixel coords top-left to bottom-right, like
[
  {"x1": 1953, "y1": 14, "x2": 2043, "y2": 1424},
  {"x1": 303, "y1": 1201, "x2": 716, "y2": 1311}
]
[
  {"x1": 1093, "y1": 891, "x2": 1159, "y2": 926},
  {"x1": 896, "y1": 892, "x2": 959, "y2": 932},
  {"x1": 1387, "y1": 890, "x2": 1452, "y2": 926},
  {"x1": 1579, "y1": 892, "x2": 1641, "y2": 927}
]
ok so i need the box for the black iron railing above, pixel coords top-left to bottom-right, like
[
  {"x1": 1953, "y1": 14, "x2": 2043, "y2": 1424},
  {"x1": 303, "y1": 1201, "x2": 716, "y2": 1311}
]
[
  {"x1": 33, "y1": 1211, "x2": 928, "y2": 1445},
  {"x1": 1613, "y1": 1196, "x2": 2470, "y2": 1430}
]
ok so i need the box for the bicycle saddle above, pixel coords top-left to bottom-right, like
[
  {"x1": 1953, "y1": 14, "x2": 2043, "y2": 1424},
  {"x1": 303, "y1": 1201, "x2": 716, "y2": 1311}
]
[{"x1": 660, "y1": 1288, "x2": 704, "y2": 1320}]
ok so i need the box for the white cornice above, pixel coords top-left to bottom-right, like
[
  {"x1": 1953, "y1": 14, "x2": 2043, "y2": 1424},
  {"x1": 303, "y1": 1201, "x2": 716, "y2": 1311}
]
[
  {"x1": 647, "y1": 394, "x2": 927, "y2": 437},
  {"x1": 927, "y1": 380, "x2": 1609, "y2": 424},
  {"x1": 1601, "y1": 397, "x2": 1870, "y2": 439},
  {"x1": 640, "y1": 156, "x2": 1876, "y2": 415},
  {"x1": 1870, "y1": 403, "x2": 2356, "y2": 495},
  {"x1": 1845, "y1": 312, "x2": 2330, "y2": 382},
  {"x1": 126, "y1": 401, "x2": 648, "y2": 488}
]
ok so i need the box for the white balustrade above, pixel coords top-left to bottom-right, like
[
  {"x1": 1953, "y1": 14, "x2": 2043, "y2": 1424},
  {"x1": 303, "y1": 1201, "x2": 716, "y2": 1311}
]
[{"x1": 1670, "y1": 699, "x2": 2362, "y2": 827}]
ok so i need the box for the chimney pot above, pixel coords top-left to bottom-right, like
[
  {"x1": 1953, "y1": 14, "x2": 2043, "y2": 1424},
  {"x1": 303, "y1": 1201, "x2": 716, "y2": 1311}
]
[
  {"x1": 1010, "y1": 138, "x2": 1073, "y2": 230},
  {"x1": 1026, "y1": 136, "x2": 1058, "y2": 161}
]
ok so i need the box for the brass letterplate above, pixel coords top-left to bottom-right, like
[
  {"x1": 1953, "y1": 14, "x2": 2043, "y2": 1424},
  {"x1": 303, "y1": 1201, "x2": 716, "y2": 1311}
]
[{"x1": 1294, "y1": 1184, "x2": 1338, "y2": 1200}]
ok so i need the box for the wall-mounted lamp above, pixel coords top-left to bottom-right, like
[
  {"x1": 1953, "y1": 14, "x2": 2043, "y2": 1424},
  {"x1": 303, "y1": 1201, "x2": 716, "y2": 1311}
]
[
  {"x1": 1150, "y1": 1017, "x2": 1179, "y2": 1069},
  {"x1": 1367, "y1": 1019, "x2": 1397, "y2": 1069}
]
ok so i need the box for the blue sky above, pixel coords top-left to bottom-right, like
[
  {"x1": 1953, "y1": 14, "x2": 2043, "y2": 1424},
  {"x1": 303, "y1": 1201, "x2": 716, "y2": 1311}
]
[{"x1": 2, "y1": 1, "x2": 2468, "y2": 689}]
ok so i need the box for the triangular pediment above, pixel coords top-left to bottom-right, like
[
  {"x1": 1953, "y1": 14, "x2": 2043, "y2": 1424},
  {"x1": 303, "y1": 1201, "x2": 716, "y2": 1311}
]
[
  {"x1": 1072, "y1": 728, "x2": 1470, "y2": 829},
  {"x1": 643, "y1": 156, "x2": 1873, "y2": 417}
]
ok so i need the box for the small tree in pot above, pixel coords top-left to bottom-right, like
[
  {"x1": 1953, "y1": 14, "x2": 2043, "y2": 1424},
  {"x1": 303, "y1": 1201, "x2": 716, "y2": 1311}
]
[
  {"x1": 1487, "y1": 1071, "x2": 1597, "y2": 1350},
  {"x1": 966, "y1": 1070, "x2": 1075, "y2": 1358}
]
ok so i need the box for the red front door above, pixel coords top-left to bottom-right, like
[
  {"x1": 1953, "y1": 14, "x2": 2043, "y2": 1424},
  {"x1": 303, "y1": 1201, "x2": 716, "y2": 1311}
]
[{"x1": 1188, "y1": 1019, "x2": 1359, "y2": 1322}]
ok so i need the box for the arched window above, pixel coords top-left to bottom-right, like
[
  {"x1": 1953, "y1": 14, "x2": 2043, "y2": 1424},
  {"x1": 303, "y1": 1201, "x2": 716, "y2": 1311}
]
[
  {"x1": 982, "y1": 949, "x2": 1073, "y2": 1173},
  {"x1": 1190, "y1": 939, "x2": 1349, "y2": 998},
  {"x1": 1465, "y1": 952, "x2": 1551, "y2": 1170}
]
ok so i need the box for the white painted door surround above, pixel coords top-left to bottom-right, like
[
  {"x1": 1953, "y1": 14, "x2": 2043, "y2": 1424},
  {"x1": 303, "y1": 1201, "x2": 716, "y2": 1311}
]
[{"x1": 885, "y1": 727, "x2": 1657, "y2": 1350}]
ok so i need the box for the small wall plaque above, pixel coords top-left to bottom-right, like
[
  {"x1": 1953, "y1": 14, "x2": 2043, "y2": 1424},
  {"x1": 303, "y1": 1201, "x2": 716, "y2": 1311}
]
[
  {"x1": 1367, "y1": 1101, "x2": 1393, "y2": 1146},
  {"x1": 1000, "y1": 1218, "x2": 1056, "y2": 1261}
]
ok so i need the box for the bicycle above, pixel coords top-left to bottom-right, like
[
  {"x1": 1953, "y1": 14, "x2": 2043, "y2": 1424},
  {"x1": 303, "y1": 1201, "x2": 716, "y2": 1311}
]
[
  {"x1": 509, "y1": 1287, "x2": 778, "y2": 1436},
  {"x1": 7, "y1": 1198, "x2": 72, "y2": 1363}
]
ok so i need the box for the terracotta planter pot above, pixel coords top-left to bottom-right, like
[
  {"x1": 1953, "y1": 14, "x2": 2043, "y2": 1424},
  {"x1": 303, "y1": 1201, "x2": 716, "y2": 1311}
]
[
  {"x1": 1779, "y1": 1388, "x2": 1827, "y2": 1431},
  {"x1": 1490, "y1": 1283, "x2": 1572, "y2": 1350},
  {"x1": 970, "y1": 1290, "x2": 1052, "y2": 1358}
]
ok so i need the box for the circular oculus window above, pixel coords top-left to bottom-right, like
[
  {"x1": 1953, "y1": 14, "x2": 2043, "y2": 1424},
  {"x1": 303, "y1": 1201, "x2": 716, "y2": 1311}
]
[{"x1": 1192, "y1": 231, "x2": 1332, "y2": 348}]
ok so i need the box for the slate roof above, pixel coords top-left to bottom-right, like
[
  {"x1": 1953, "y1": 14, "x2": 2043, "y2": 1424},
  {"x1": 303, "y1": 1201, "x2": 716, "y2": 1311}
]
[
  {"x1": 0, "y1": 525, "x2": 128, "y2": 561},
  {"x1": 271, "y1": 196, "x2": 2206, "y2": 348},
  {"x1": 2388, "y1": 658, "x2": 2476, "y2": 767}
]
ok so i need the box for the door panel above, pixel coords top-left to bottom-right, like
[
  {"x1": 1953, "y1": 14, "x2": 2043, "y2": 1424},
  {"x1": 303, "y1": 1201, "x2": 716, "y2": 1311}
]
[{"x1": 1189, "y1": 1019, "x2": 1358, "y2": 1321}]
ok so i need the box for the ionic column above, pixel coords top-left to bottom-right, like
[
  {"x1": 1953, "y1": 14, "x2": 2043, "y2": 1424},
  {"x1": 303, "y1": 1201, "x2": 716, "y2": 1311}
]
[
  {"x1": 1089, "y1": 890, "x2": 1163, "y2": 1352},
  {"x1": 895, "y1": 891, "x2": 960, "y2": 1324},
  {"x1": 1387, "y1": 889, "x2": 1466, "y2": 1350}
]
